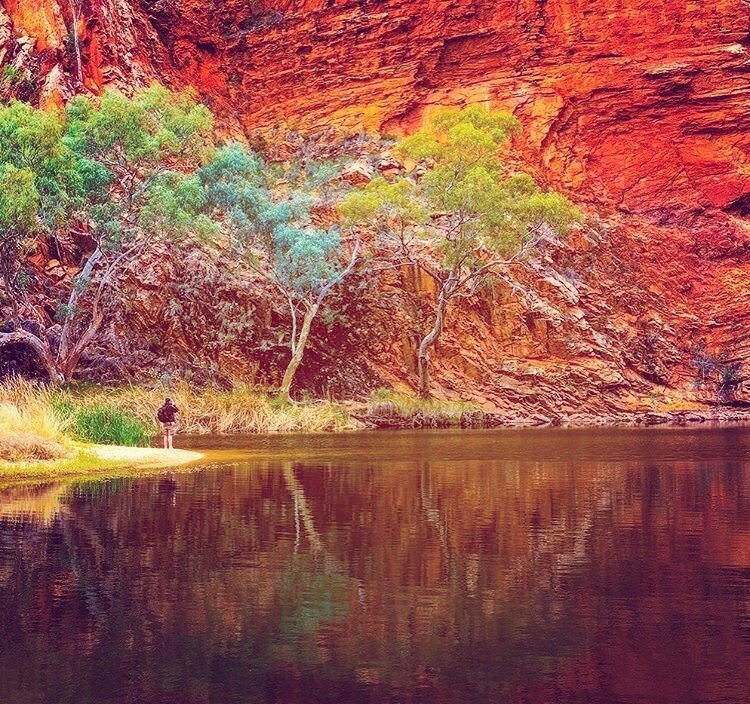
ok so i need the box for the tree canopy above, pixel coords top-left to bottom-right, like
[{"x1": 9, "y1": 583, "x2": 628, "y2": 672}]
[
  {"x1": 0, "y1": 86, "x2": 218, "y2": 382},
  {"x1": 200, "y1": 143, "x2": 359, "y2": 401},
  {"x1": 342, "y1": 104, "x2": 582, "y2": 396}
]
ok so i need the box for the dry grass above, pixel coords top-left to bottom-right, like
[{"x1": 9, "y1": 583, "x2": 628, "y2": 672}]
[
  {"x1": 362, "y1": 389, "x2": 485, "y2": 428},
  {"x1": 0, "y1": 379, "x2": 357, "y2": 455},
  {"x1": 1, "y1": 378, "x2": 492, "y2": 445},
  {"x1": 0, "y1": 380, "x2": 67, "y2": 462},
  {"x1": 0, "y1": 378, "x2": 62, "y2": 439},
  {"x1": 55, "y1": 381, "x2": 356, "y2": 435},
  {"x1": 0, "y1": 432, "x2": 65, "y2": 463}
]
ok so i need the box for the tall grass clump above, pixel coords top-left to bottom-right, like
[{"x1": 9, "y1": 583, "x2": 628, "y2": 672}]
[
  {"x1": 67, "y1": 405, "x2": 153, "y2": 447},
  {"x1": 56, "y1": 382, "x2": 355, "y2": 435},
  {"x1": 0, "y1": 378, "x2": 67, "y2": 462},
  {"x1": 2, "y1": 379, "x2": 356, "y2": 447},
  {"x1": 363, "y1": 388, "x2": 486, "y2": 429},
  {"x1": 0, "y1": 379, "x2": 154, "y2": 456}
]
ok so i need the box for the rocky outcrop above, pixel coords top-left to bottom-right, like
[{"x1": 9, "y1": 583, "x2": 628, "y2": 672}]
[
  {"x1": 4, "y1": 0, "x2": 750, "y2": 412},
  {"x1": 6, "y1": 1, "x2": 750, "y2": 214}
]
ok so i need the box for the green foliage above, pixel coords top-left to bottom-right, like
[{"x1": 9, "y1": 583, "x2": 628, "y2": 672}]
[
  {"x1": 65, "y1": 85, "x2": 213, "y2": 169},
  {"x1": 199, "y1": 142, "x2": 359, "y2": 400},
  {"x1": 0, "y1": 164, "x2": 39, "y2": 307},
  {"x1": 140, "y1": 172, "x2": 218, "y2": 242},
  {"x1": 65, "y1": 85, "x2": 215, "y2": 248},
  {"x1": 67, "y1": 404, "x2": 153, "y2": 447},
  {"x1": 273, "y1": 224, "x2": 342, "y2": 293},
  {"x1": 0, "y1": 164, "x2": 39, "y2": 235},
  {"x1": 339, "y1": 176, "x2": 428, "y2": 235},
  {"x1": 398, "y1": 105, "x2": 519, "y2": 168},
  {"x1": 0, "y1": 101, "x2": 84, "y2": 229},
  {"x1": 0, "y1": 65, "x2": 34, "y2": 98},
  {"x1": 1, "y1": 66, "x2": 22, "y2": 86},
  {"x1": 430, "y1": 103, "x2": 522, "y2": 137},
  {"x1": 364, "y1": 388, "x2": 487, "y2": 428},
  {"x1": 199, "y1": 143, "x2": 348, "y2": 298},
  {"x1": 0, "y1": 86, "x2": 216, "y2": 270},
  {"x1": 198, "y1": 143, "x2": 269, "y2": 233},
  {"x1": 344, "y1": 104, "x2": 581, "y2": 268},
  {"x1": 399, "y1": 105, "x2": 580, "y2": 258},
  {"x1": 50, "y1": 390, "x2": 153, "y2": 446},
  {"x1": 0, "y1": 102, "x2": 84, "y2": 323}
]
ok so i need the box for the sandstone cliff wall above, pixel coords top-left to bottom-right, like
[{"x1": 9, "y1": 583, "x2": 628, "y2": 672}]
[
  {"x1": 6, "y1": 0, "x2": 748, "y2": 216},
  {"x1": 2, "y1": 0, "x2": 750, "y2": 412}
]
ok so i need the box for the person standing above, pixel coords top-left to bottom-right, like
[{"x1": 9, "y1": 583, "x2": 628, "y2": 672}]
[{"x1": 157, "y1": 397, "x2": 180, "y2": 449}]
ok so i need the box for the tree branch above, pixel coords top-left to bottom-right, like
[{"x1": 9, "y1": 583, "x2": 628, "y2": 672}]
[
  {"x1": 316, "y1": 233, "x2": 361, "y2": 306},
  {"x1": 0, "y1": 329, "x2": 62, "y2": 384}
]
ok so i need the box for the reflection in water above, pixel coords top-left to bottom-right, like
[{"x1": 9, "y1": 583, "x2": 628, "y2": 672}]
[
  {"x1": 1, "y1": 427, "x2": 750, "y2": 703},
  {"x1": 283, "y1": 461, "x2": 324, "y2": 555},
  {"x1": 0, "y1": 483, "x2": 68, "y2": 525}
]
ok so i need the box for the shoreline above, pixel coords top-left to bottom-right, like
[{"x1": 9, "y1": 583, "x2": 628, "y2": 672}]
[
  {"x1": 352, "y1": 405, "x2": 750, "y2": 430},
  {"x1": 87, "y1": 444, "x2": 204, "y2": 467},
  {"x1": 1, "y1": 409, "x2": 749, "y2": 488},
  {"x1": 500, "y1": 408, "x2": 750, "y2": 429},
  {"x1": 2, "y1": 406, "x2": 749, "y2": 485},
  {"x1": 0, "y1": 444, "x2": 205, "y2": 484}
]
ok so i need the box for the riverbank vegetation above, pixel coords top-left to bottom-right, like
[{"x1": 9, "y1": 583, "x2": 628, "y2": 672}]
[
  {"x1": 0, "y1": 379, "x2": 205, "y2": 478},
  {"x1": 0, "y1": 379, "x2": 357, "y2": 463},
  {"x1": 56, "y1": 383, "x2": 356, "y2": 435},
  {"x1": 358, "y1": 388, "x2": 485, "y2": 428},
  {"x1": 0, "y1": 450, "x2": 120, "y2": 482},
  {"x1": 0, "y1": 86, "x2": 581, "y2": 405},
  {"x1": 0, "y1": 377, "x2": 151, "y2": 448},
  {"x1": 0, "y1": 378, "x2": 490, "y2": 466},
  {"x1": 0, "y1": 393, "x2": 66, "y2": 462}
]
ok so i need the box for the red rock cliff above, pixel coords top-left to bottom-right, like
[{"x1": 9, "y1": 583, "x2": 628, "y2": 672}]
[
  {"x1": 3, "y1": 0, "x2": 750, "y2": 411},
  {"x1": 4, "y1": 1, "x2": 749, "y2": 216}
]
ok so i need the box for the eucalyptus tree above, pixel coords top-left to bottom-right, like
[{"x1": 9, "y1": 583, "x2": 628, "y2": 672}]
[
  {"x1": 199, "y1": 143, "x2": 360, "y2": 402},
  {"x1": 341, "y1": 105, "x2": 581, "y2": 398},
  {"x1": 0, "y1": 86, "x2": 215, "y2": 382},
  {"x1": 0, "y1": 101, "x2": 87, "y2": 381},
  {"x1": 57, "y1": 85, "x2": 215, "y2": 379}
]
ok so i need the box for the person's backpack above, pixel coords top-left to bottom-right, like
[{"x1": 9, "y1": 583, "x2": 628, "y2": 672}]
[{"x1": 157, "y1": 404, "x2": 176, "y2": 423}]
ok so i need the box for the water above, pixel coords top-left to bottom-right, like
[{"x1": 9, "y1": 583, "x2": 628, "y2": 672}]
[{"x1": 2, "y1": 426, "x2": 750, "y2": 703}]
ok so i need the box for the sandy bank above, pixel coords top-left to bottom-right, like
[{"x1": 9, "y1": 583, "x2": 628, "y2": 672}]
[
  {"x1": 0, "y1": 444, "x2": 205, "y2": 485},
  {"x1": 88, "y1": 445, "x2": 204, "y2": 468}
]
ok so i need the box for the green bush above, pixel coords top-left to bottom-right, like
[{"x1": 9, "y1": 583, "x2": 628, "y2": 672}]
[{"x1": 69, "y1": 405, "x2": 153, "y2": 447}]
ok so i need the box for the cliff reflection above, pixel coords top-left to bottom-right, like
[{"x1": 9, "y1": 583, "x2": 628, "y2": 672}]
[{"x1": 1, "y1": 428, "x2": 750, "y2": 703}]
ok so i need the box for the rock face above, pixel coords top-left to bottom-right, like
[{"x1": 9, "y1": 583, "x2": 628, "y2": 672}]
[
  {"x1": 31, "y1": 0, "x2": 750, "y2": 214},
  {"x1": 7, "y1": 1, "x2": 749, "y2": 213},
  {"x1": 3, "y1": 0, "x2": 750, "y2": 411}
]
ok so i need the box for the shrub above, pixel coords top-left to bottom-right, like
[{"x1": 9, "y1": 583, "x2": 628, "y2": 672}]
[
  {"x1": 0, "y1": 382, "x2": 68, "y2": 462},
  {"x1": 69, "y1": 405, "x2": 153, "y2": 447},
  {"x1": 0, "y1": 431, "x2": 65, "y2": 462},
  {"x1": 363, "y1": 388, "x2": 484, "y2": 428}
]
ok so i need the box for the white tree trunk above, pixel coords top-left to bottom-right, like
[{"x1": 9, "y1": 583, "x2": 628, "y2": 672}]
[
  {"x1": 417, "y1": 288, "x2": 449, "y2": 399},
  {"x1": 277, "y1": 303, "x2": 319, "y2": 403}
]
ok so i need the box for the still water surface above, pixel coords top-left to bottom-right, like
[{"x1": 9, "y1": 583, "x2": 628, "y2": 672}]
[{"x1": 2, "y1": 427, "x2": 750, "y2": 703}]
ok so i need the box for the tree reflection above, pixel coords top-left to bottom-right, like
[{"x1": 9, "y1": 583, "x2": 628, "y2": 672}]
[{"x1": 1, "y1": 440, "x2": 750, "y2": 703}]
